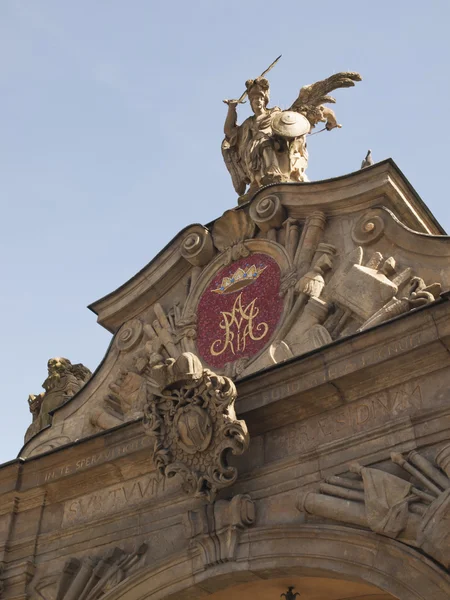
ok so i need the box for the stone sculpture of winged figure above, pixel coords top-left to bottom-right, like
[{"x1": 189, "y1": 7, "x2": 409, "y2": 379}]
[{"x1": 222, "y1": 69, "x2": 361, "y2": 201}]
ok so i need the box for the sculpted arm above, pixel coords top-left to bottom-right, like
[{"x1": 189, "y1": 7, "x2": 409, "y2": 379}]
[{"x1": 223, "y1": 100, "x2": 240, "y2": 145}]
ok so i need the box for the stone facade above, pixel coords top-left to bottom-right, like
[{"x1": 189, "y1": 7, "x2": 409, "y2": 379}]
[{"x1": 2, "y1": 159, "x2": 450, "y2": 600}]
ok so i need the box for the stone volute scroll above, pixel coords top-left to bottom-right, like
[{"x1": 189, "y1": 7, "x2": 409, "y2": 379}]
[{"x1": 180, "y1": 225, "x2": 216, "y2": 268}]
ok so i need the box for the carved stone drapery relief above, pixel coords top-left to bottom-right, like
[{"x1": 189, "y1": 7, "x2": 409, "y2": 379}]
[
  {"x1": 26, "y1": 358, "x2": 91, "y2": 442},
  {"x1": 29, "y1": 544, "x2": 147, "y2": 600},
  {"x1": 143, "y1": 353, "x2": 249, "y2": 502},
  {"x1": 186, "y1": 494, "x2": 255, "y2": 571},
  {"x1": 299, "y1": 444, "x2": 450, "y2": 568}
]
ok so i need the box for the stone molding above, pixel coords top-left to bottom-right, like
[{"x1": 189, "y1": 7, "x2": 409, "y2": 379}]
[
  {"x1": 95, "y1": 525, "x2": 450, "y2": 600},
  {"x1": 88, "y1": 161, "x2": 447, "y2": 334},
  {"x1": 186, "y1": 494, "x2": 255, "y2": 572}
]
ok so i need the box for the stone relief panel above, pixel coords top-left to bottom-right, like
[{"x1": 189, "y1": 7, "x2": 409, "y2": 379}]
[
  {"x1": 299, "y1": 443, "x2": 450, "y2": 569},
  {"x1": 104, "y1": 205, "x2": 442, "y2": 395},
  {"x1": 28, "y1": 545, "x2": 147, "y2": 600}
]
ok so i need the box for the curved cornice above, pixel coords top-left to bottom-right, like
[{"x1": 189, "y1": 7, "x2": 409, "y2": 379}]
[
  {"x1": 88, "y1": 224, "x2": 205, "y2": 332},
  {"x1": 100, "y1": 525, "x2": 450, "y2": 600},
  {"x1": 88, "y1": 159, "x2": 445, "y2": 332},
  {"x1": 249, "y1": 159, "x2": 444, "y2": 233}
]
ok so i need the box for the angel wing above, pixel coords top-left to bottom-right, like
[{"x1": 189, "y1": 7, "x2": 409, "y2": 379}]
[
  {"x1": 290, "y1": 71, "x2": 361, "y2": 129},
  {"x1": 221, "y1": 137, "x2": 248, "y2": 196},
  {"x1": 71, "y1": 363, "x2": 92, "y2": 383}
]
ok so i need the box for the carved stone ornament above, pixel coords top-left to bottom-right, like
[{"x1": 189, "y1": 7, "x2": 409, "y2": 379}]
[
  {"x1": 248, "y1": 194, "x2": 286, "y2": 232},
  {"x1": 299, "y1": 444, "x2": 450, "y2": 568},
  {"x1": 180, "y1": 225, "x2": 215, "y2": 267},
  {"x1": 186, "y1": 494, "x2": 255, "y2": 572},
  {"x1": 212, "y1": 209, "x2": 255, "y2": 263},
  {"x1": 97, "y1": 203, "x2": 444, "y2": 426},
  {"x1": 136, "y1": 202, "x2": 444, "y2": 384},
  {"x1": 28, "y1": 544, "x2": 147, "y2": 600},
  {"x1": 115, "y1": 318, "x2": 144, "y2": 352},
  {"x1": 86, "y1": 200, "x2": 446, "y2": 447},
  {"x1": 143, "y1": 352, "x2": 249, "y2": 502},
  {"x1": 25, "y1": 358, "x2": 91, "y2": 443},
  {"x1": 222, "y1": 65, "x2": 361, "y2": 200}
]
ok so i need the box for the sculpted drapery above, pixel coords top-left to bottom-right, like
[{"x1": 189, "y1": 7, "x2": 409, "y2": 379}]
[{"x1": 222, "y1": 71, "x2": 361, "y2": 200}]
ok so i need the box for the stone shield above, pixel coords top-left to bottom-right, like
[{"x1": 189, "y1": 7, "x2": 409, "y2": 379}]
[
  {"x1": 175, "y1": 405, "x2": 213, "y2": 454},
  {"x1": 271, "y1": 110, "x2": 310, "y2": 139}
]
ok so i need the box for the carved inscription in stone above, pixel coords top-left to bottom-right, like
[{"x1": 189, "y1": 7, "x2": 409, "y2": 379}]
[
  {"x1": 41, "y1": 436, "x2": 153, "y2": 484},
  {"x1": 261, "y1": 332, "x2": 425, "y2": 407},
  {"x1": 62, "y1": 472, "x2": 173, "y2": 527},
  {"x1": 266, "y1": 380, "x2": 429, "y2": 461}
]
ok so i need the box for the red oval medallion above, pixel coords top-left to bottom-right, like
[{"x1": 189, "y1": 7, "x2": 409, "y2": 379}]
[{"x1": 197, "y1": 253, "x2": 283, "y2": 369}]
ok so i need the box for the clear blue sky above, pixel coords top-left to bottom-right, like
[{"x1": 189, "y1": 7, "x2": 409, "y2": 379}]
[{"x1": 1, "y1": 0, "x2": 449, "y2": 463}]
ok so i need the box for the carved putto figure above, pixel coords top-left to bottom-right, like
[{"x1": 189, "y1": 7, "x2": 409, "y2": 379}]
[
  {"x1": 222, "y1": 60, "x2": 361, "y2": 200},
  {"x1": 26, "y1": 357, "x2": 91, "y2": 442}
]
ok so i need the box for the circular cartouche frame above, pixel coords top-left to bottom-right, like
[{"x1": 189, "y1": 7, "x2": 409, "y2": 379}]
[{"x1": 181, "y1": 238, "x2": 295, "y2": 376}]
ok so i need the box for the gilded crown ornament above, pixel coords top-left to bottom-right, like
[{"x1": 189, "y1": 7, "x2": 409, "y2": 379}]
[
  {"x1": 222, "y1": 56, "x2": 361, "y2": 202},
  {"x1": 212, "y1": 264, "x2": 267, "y2": 294}
]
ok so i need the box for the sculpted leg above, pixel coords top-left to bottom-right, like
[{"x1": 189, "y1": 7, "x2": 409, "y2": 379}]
[{"x1": 261, "y1": 147, "x2": 284, "y2": 184}]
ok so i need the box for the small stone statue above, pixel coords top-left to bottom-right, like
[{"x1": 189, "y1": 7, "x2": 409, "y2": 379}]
[
  {"x1": 222, "y1": 64, "x2": 361, "y2": 201},
  {"x1": 26, "y1": 357, "x2": 91, "y2": 442}
]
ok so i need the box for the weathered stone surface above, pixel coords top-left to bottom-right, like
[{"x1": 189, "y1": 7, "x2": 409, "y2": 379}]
[
  {"x1": 299, "y1": 444, "x2": 450, "y2": 568},
  {"x1": 21, "y1": 159, "x2": 450, "y2": 463},
  {"x1": 25, "y1": 358, "x2": 91, "y2": 443},
  {"x1": 222, "y1": 68, "x2": 361, "y2": 199},
  {"x1": 6, "y1": 84, "x2": 450, "y2": 600},
  {"x1": 143, "y1": 352, "x2": 249, "y2": 502}
]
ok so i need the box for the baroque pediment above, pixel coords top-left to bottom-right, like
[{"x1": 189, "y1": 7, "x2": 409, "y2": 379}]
[{"x1": 21, "y1": 160, "x2": 450, "y2": 459}]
